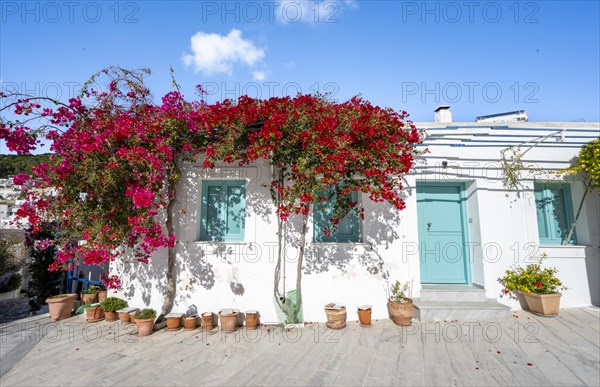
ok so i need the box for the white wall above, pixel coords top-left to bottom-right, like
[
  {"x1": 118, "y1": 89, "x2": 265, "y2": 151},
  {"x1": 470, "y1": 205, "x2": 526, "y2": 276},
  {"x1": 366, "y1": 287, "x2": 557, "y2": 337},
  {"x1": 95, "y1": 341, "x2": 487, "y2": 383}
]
[{"x1": 110, "y1": 122, "x2": 600, "y2": 321}]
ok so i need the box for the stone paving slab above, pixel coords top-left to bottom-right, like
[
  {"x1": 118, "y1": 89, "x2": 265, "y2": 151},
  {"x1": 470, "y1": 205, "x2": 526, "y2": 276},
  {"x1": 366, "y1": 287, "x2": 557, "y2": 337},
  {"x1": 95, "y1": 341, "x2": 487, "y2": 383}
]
[{"x1": 0, "y1": 307, "x2": 599, "y2": 386}]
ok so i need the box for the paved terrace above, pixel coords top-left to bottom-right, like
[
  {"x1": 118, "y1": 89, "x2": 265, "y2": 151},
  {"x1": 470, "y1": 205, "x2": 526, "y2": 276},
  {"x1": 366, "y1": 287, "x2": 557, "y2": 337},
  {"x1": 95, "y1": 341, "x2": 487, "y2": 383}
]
[{"x1": 0, "y1": 307, "x2": 598, "y2": 386}]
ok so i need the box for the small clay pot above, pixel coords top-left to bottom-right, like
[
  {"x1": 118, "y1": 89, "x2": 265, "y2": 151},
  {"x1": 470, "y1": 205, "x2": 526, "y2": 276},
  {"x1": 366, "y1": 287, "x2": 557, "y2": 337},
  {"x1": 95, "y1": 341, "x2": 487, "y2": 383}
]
[
  {"x1": 202, "y1": 312, "x2": 214, "y2": 331},
  {"x1": 86, "y1": 305, "x2": 105, "y2": 322},
  {"x1": 98, "y1": 290, "x2": 108, "y2": 303},
  {"x1": 81, "y1": 292, "x2": 98, "y2": 305},
  {"x1": 357, "y1": 308, "x2": 372, "y2": 327},
  {"x1": 184, "y1": 315, "x2": 198, "y2": 330},
  {"x1": 129, "y1": 312, "x2": 137, "y2": 324},
  {"x1": 104, "y1": 311, "x2": 118, "y2": 322},
  {"x1": 46, "y1": 294, "x2": 76, "y2": 321},
  {"x1": 324, "y1": 305, "x2": 347, "y2": 330},
  {"x1": 119, "y1": 312, "x2": 131, "y2": 323},
  {"x1": 219, "y1": 311, "x2": 239, "y2": 333},
  {"x1": 166, "y1": 316, "x2": 183, "y2": 330},
  {"x1": 136, "y1": 318, "x2": 155, "y2": 336},
  {"x1": 388, "y1": 299, "x2": 413, "y2": 327},
  {"x1": 245, "y1": 311, "x2": 259, "y2": 330}
]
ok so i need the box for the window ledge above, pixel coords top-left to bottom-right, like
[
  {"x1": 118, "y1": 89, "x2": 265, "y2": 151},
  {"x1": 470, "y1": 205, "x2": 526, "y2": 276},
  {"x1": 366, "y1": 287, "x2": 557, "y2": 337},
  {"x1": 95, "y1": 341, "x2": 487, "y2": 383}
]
[
  {"x1": 539, "y1": 244, "x2": 591, "y2": 248},
  {"x1": 539, "y1": 245, "x2": 592, "y2": 259}
]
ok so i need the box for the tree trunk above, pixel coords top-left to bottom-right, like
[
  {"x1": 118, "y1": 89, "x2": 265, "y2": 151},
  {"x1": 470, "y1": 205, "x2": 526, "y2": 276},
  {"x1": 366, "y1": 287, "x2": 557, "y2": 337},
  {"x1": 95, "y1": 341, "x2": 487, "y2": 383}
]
[
  {"x1": 158, "y1": 160, "x2": 180, "y2": 322},
  {"x1": 563, "y1": 181, "x2": 590, "y2": 245},
  {"x1": 273, "y1": 168, "x2": 284, "y2": 311},
  {"x1": 294, "y1": 209, "x2": 310, "y2": 322}
]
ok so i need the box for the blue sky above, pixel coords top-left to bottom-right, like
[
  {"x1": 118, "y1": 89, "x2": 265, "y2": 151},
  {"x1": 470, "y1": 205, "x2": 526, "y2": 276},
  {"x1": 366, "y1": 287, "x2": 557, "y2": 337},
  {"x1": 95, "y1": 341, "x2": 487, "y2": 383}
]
[{"x1": 1, "y1": 0, "x2": 599, "y2": 129}]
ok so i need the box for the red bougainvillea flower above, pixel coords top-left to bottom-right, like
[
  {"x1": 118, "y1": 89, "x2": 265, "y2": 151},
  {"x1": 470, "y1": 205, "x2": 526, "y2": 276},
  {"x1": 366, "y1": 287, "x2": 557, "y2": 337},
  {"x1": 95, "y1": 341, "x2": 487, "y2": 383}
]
[
  {"x1": 2, "y1": 66, "x2": 421, "y2": 293},
  {"x1": 536, "y1": 282, "x2": 543, "y2": 288},
  {"x1": 503, "y1": 289, "x2": 509, "y2": 294},
  {"x1": 13, "y1": 173, "x2": 30, "y2": 186}
]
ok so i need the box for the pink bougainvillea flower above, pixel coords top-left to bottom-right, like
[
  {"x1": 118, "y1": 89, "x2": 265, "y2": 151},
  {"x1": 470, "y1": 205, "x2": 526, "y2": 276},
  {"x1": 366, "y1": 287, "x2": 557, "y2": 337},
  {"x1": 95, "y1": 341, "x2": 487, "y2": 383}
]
[{"x1": 13, "y1": 173, "x2": 30, "y2": 186}]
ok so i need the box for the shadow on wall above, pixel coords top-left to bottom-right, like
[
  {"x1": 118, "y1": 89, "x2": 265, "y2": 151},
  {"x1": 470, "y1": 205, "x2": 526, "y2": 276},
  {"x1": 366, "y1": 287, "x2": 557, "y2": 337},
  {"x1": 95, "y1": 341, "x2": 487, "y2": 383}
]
[
  {"x1": 585, "y1": 246, "x2": 600, "y2": 306},
  {"x1": 303, "y1": 190, "x2": 408, "y2": 280},
  {"x1": 117, "y1": 161, "x2": 408, "y2": 307}
]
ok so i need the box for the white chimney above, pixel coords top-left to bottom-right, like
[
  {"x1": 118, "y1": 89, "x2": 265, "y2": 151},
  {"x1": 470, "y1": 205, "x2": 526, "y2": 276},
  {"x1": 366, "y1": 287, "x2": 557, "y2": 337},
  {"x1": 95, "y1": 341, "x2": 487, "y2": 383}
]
[{"x1": 434, "y1": 105, "x2": 452, "y2": 123}]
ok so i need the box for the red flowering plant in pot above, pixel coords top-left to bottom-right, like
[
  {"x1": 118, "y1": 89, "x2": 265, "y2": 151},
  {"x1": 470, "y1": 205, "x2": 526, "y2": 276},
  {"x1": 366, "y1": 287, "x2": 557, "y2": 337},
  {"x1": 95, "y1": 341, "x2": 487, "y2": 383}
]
[{"x1": 500, "y1": 253, "x2": 567, "y2": 316}]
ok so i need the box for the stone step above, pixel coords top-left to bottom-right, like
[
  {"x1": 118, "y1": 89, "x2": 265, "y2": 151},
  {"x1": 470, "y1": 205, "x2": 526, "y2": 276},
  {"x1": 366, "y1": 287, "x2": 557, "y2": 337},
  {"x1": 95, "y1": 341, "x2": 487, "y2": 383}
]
[
  {"x1": 420, "y1": 285, "x2": 486, "y2": 302},
  {"x1": 412, "y1": 299, "x2": 512, "y2": 321}
]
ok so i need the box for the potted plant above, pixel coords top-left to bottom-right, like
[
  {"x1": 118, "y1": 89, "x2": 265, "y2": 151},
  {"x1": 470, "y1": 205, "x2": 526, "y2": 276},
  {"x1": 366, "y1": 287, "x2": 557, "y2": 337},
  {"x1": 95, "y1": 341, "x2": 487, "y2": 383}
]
[
  {"x1": 135, "y1": 308, "x2": 157, "y2": 336},
  {"x1": 184, "y1": 314, "x2": 198, "y2": 330},
  {"x1": 84, "y1": 303, "x2": 105, "y2": 322},
  {"x1": 500, "y1": 254, "x2": 567, "y2": 316},
  {"x1": 218, "y1": 309, "x2": 239, "y2": 333},
  {"x1": 357, "y1": 305, "x2": 372, "y2": 327},
  {"x1": 46, "y1": 294, "x2": 77, "y2": 321},
  {"x1": 387, "y1": 280, "x2": 413, "y2": 326},
  {"x1": 165, "y1": 312, "x2": 184, "y2": 330},
  {"x1": 81, "y1": 285, "x2": 100, "y2": 305},
  {"x1": 324, "y1": 303, "x2": 347, "y2": 330},
  {"x1": 101, "y1": 297, "x2": 128, "y2": 322}
]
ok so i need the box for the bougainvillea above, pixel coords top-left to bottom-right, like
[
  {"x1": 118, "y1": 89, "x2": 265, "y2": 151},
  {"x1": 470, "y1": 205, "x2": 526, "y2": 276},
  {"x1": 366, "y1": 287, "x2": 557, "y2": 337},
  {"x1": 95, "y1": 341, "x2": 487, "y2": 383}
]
[{"x1": 1, "y1": 67, "x2": 420, "y2": 321}]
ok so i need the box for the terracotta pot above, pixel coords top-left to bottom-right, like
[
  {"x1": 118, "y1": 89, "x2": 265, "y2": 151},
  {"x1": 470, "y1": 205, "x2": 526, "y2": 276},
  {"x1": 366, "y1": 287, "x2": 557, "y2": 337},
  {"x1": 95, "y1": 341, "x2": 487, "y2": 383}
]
[
  {"x1": 81, "y1": 292, "x2": 98, "y2": 305},
  {"x1": 86, "y1": 305, "x2": 105, "y2": 322},
  {"x1": 202, "y1": 313, "x2": 215, "y2": 331},
  {"x1": 358, "y1": 308, "x2": 372, "y2": 327},
  {"x1": 119, "y1": 312, "x2": 131, "y2": 323},
  {"x1": 388, "y1": 299, "x2": 413, "y2": 326},
  {"x1": 219, "y1": 312, "x2": 239, "y2": 333},
  {"x1": 98, "y1": 290, "x2": 108, "y2": 303},
  {"x1": 46, "y1": 295, "x2": 76, "y2": 321},
  {"x1": 136, "y1": 318, "x2": 155, "y2": 336},
  {"x1": 522, "y1": 292, "x2": 561, "y2": 316},
  {"x1": 129, "y1": 312, "x2": 137, "y2": 324},
  {"x1": 184, "y1": 316, "x2": 198, "y2": 330},
  {"x1": 325, "y1": 305, "x2": 347, "y2": 330},
  {"x1": 245, "y1": 311, "x2": 259, "y2": 330},
  {"x1": 166, "y1": 316, "x2": 182, "y2": 330},
  {"x1": 104, "y1": 311, "x2": 118, "y2": 322}
]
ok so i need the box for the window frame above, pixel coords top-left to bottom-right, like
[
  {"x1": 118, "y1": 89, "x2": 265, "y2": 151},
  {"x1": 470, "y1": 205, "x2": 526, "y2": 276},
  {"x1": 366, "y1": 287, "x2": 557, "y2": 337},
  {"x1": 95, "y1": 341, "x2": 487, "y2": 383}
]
[
  {"x1": 313, "y1": 190, "x2": 361, "y2": 243},
  {"x1": 534, "y1": 182, "x2": 576, "y2": 245},
  {"x1": 199, "y1": 179, "x2": 246, "y2": 242}
]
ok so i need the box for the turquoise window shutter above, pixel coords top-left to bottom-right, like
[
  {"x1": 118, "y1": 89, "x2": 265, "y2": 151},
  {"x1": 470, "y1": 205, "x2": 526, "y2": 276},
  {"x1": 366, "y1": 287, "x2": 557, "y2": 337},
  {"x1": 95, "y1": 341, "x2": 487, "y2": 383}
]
[
  {"x1": 534, "y1": 183, "x2": 576, "y2": 245},
  {"x1": 200, "y1": 180, "x2": 246, "y2": 241},
  {"x1": 313, "y1": 190, "x2": 360, "y2": 243}
]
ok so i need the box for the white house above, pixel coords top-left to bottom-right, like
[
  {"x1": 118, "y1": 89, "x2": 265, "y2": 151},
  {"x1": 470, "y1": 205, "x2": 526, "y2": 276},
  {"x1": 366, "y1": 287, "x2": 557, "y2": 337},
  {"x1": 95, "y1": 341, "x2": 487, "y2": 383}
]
[{"x1": 111, "y1": 110, "x2": 600, "y2": 323}]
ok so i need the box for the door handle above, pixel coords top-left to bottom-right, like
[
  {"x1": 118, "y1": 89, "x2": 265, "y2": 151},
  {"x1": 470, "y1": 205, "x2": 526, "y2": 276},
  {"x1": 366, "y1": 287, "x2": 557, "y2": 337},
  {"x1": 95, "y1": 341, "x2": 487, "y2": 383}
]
[{"x1": 427, "y1": 222, "x2": 432, "y2": 231}]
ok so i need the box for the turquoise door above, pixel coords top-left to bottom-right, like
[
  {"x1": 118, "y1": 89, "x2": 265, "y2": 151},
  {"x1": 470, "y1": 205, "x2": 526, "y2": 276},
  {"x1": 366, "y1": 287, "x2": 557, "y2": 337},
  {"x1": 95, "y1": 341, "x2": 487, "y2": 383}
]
[{"x1": 417, "y1": 183, "x2": 470, "y2": 284}]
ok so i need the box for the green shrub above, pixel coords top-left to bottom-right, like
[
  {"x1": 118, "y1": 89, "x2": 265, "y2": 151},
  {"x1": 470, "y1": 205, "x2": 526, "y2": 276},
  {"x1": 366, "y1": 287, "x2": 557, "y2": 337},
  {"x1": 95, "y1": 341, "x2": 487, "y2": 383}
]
[
  {"x1": 389, "y1": 280, "x2": 412, "y2": 303},
  {"x1": 25, "y1": 222, "x2": 62, "y2": 308},
  {"x1": 0, "y1": 273, "x2": 22, "y2": 292},
  {"x1": 500, "y1": 254, "x2": 567, "y2": 295},
  {"x1": 101, "y1": 297, "x2": 128, "y2": 312},
  {"x1": 82, "y1": 285, "x2": 101, "y2": 294},
  {"x1": 0, "y1": 238, "x2": 22, "y2": 277},
  {"x1": 135, "y1": 308, "x2": 157, "y2": 319}
]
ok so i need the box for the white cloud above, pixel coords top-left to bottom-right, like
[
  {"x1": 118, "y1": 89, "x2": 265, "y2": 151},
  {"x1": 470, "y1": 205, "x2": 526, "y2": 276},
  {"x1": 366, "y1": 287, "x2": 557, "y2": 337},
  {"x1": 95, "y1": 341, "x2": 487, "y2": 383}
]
[
  {"x1": 182, "y1": 29, "x2": 265, "y2": 76},
  {"x1": 275, "y1": 0, "x2": 357, "y2": 24},
  {"x1": 252, "y1": 70, "x2": 267, "y2": 81}
]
